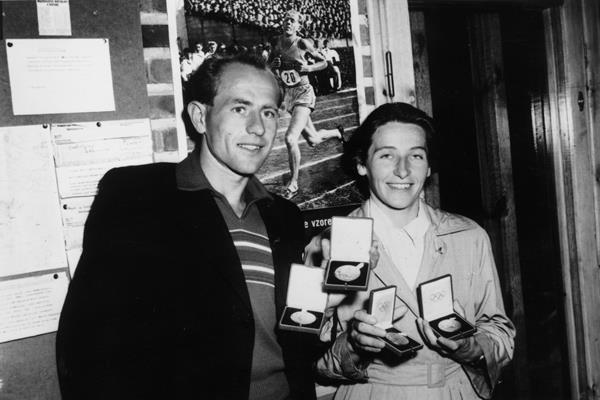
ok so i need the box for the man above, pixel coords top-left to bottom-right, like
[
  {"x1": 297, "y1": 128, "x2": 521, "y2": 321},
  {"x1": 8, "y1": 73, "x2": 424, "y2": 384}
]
[
  {"x1": 205, "y1": 40, "x2": 218, "y2": 57},
  {"x1": 191, "y1": 42, "x2": 206, "y2": 71},
  {"x1": 320, "y1": 40, "x2": 342, "y2": 91},
  {"x1": 56, "y1": 54, "x2": 320, "y2": 400},
  {"x1": 315, "y1": 103, "x2": 515, "y2": 399},
  {"x1": 180, "y1": 47, "x2": 194, "y2": 82},
  {"x1": 270, "y1": 10, "x2": 343, "y2": 199}
]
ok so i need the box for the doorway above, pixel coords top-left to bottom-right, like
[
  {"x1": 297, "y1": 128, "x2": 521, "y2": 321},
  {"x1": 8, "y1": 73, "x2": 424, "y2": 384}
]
[{"x1": 422, "y1": 5, "x2": 570, "y2": 399}]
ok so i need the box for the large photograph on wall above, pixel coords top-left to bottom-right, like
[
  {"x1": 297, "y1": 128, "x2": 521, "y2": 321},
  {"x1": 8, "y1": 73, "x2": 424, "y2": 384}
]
[{"x1": 181, "y1": 0, "x2": 363, "y2": 220}]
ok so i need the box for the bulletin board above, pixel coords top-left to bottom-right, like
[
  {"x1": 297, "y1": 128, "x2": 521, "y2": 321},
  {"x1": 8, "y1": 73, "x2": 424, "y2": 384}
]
[
  {"x1": 0, "y1": 1, "x2": 149, "y2": 399},
  {"x1": 0, "y1": 0, "x2": 149, "y2": 126}
]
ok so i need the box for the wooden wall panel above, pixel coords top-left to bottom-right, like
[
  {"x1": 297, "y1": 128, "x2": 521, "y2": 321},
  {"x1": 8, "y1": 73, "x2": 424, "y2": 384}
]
[
  {"x1": 466, "y1": 12, "x2": 530, "y2": 399},
  {"x1": 544, "y1": 0, "x2": 600, "y2": 397}
]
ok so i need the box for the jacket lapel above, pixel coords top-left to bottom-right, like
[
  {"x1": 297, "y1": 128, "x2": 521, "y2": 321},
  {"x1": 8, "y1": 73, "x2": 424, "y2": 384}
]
[
  {"x1": 413, "y1": 230, "x2": 445, "y2": 286},
  {"x1": 372, "y1": 241, "x2": 421, "y2": 318},
  {"x1": 355, "y1": 203, "x2": 422, "y2": 318},
  {"x1": 177, "y1": 189, "x2": 252, "y2": 313}
]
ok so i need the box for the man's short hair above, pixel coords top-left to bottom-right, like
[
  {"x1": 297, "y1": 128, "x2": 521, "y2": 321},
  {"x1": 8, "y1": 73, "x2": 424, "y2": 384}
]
[
  {"x1": 187, "y1": 53, "x2": 282, "y2": 107},
  {"x1": 183, "y1": 53, "x2": 282, "y2": 146},
  {"x1": 342, "y1": 102, "x2": 439, "y2": 177},
  {"x1": 284, "y1": 10, "x2": 302, "y2": 23}
]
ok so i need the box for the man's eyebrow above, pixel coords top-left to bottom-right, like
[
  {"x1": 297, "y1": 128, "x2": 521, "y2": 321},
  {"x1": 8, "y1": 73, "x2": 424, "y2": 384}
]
[
  {"x1": 263, "y1": 102, "x2": 279, "y2": 110},
  {"x1": 231, "y1": 98, "x2": 252, "y2": 106},
  {"x1": 231, "y1": 98, "x2": 278, "y2": 110}
]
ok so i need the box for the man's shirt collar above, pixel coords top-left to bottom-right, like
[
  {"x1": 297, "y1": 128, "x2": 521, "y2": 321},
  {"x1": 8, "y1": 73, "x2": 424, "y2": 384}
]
[{"x1": 175, "y1": 147, "x2": 272, "y2": 205}]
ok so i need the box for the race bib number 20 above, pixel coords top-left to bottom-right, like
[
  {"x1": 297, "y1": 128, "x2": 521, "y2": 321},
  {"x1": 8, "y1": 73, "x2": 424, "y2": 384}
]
[{"x1": 281, "y1": 69, "x2": 301, "y2": 87}]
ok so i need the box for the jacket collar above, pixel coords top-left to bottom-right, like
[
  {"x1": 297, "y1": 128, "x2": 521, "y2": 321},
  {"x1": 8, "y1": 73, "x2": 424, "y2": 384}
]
[
  {"x1": 354, "y1": 200, "x2": 478, "y2": 315},
  {"x1": 423, "y1": 205, "x2": 477, "y2": 236},
  {"x1": 176, "y1": 147, "x2": 273, "y2": 206}
]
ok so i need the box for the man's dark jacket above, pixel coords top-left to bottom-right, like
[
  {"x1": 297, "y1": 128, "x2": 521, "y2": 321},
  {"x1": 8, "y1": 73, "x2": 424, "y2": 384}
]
[{"x1": 56, "y1": 163, "x2": 320, "y2": 399}]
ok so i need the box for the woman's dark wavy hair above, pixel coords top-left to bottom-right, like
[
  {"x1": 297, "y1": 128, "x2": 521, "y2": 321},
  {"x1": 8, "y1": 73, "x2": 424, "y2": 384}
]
[
  {"x1": 182, "y1": 53, "x2": 282, "y2": 145},
  {"x1": 342, "y1": 102, "x2": 438, "y2": 195}
]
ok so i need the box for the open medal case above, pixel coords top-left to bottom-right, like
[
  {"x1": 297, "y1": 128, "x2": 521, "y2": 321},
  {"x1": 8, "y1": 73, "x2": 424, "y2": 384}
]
[
  {"x1": 279, "y1": 263, "x2": 328, "y2": 333},
  {"x1": 417, "y1": 274, "x2": 476, "y2": 340},
  {"x1": 368, "y1": 286, "x2": 422, "y2": 356},
  {"x1": 323, "y1": 216, "x2": 373, "y2": 291}
]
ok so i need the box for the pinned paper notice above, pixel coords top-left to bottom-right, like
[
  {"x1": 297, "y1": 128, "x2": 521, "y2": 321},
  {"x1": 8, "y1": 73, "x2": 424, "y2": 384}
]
[
  {"x1": 0, "y1": 271, "x2": 69, "y2": 343},
  {"x1": 0, "y1": 125, "x2": 68, "y2": 277},
  {"x1": 37, "y1": 0, "x2": 72, "y2": 36},
  {"x1": 5, "y1": 38, "x2": 115, "y2": 115},
  {"x1": 51, "y1": 119, "x2": 153, "y2": 197}
]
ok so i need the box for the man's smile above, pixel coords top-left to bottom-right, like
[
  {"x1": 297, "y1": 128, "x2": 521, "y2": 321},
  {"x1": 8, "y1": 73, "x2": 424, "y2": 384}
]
[
  {"x1": 238, "y1": 143, "x2": 264, "y2": 152},
  {"x1": 388, "y1": 182, "x2": 412, "y2": 190}
]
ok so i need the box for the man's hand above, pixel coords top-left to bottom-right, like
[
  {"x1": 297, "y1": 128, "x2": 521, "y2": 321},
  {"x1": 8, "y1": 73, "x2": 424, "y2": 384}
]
[
  {"x1": 294, "y1": 60, "x2": 306, "y2": 73},
  {"x1": 270, "y1": 56, "x2": 281, "y2": 69},
  {"x1": 304, "y1": 233, "x2": 381, "y2": 310},
  {"x1": 416, "y1": 300, "x2": 483, "y2": 365},
  {"x1": 304, "y1": 233, "x2": 332, "y2": 268}
]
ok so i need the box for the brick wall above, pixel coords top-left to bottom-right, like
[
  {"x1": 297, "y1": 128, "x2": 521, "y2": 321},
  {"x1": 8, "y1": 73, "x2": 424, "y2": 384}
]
[{"x1": 140, "y1": 0, "x2": 182, "y2": 161}]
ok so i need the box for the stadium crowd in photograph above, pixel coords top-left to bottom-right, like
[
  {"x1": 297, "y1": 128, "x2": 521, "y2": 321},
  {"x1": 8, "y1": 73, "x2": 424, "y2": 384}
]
[{"x1": 185, "y1": 0, "x2": 351, "y2": 39}]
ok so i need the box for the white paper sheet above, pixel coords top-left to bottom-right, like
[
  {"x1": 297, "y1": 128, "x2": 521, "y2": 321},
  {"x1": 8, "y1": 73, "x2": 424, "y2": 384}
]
[
  {"x1": 37, "y1": 0, "x2": 72, "y2": 36},
  {"x1": 66, "y1": 248, "x2": 82, "y2": 277},
  {"x1": 54, "y1": 136, "x2": 152, "y2": 167},
  {"x1": 60, "y1": 197, "x2": 94, "y2": 227},
  {"x1": 330, "y1": 216, "x2": 373, "y2": 262},
  {"x1": 0, "y1": 271, "x2": 69, "y2": 343},
  {"x1": 286, "y1": 264, "x2": 327, "y2": 310},
  {"x1": 55, "y1": 157, "x2": 152, "y2": 198},
  {"x1": 52, "y1": 119, "x2": 153, "y2": 275},
  {"x1": 52, "y1": 119, "x2": 153, "y2": 167},
  {"x1": 0, "y1": 125, "x2": 68, "y2": 278},
  {"x1": 63, "y1": 226, "x2": 84, "y2": 251},
  {"x1": 5, "y1": 38, "x2": 115, "y2": 115},
  {"x1": 418, "y1": 275, "x2": 453, "y2": 321},
  {"x1": 52, "y1": 119, "x2": 153, "y2": 198},
  {"x1": 52, "y1": 119, "x2": 153, "y2": 143}
]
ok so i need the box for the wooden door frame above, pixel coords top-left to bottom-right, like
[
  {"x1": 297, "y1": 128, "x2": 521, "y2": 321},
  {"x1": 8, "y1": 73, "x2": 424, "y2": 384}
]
[
  {"x1": 543, "y1": 0, "x2": 600, "y2": 398},
  {"x1": 466, "y1": 12, "x2": 530, "y2": 399}
]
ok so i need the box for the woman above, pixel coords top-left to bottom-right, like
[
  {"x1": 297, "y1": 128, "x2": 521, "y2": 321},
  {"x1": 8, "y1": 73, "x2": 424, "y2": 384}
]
[{"x1": 316, "y1": 103, "x2": 515, "y2": 399}]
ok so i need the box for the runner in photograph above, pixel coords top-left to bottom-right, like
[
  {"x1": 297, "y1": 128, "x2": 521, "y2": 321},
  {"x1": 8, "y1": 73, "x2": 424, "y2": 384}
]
[{"x1": 270, "y1": 10, "x2": 344, "y2": 200}]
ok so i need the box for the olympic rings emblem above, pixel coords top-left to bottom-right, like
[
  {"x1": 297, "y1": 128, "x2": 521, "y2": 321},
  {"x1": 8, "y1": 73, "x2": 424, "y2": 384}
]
[{"x1": 429, "y1": 290, "x2": 446, "y2": 302}]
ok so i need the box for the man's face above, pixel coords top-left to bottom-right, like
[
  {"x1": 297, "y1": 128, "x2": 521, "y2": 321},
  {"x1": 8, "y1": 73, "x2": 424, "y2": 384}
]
[
  {"x1": 196, "y1": 63, "x2": 280, "y2": 177},
  {"x1": 357, "y1": 121, "x2": 431, "y2": 215},
  {"x1": 209, "y1": 42, "x2": 217, "y2": 53},
  {"x1": 283, "y1": 15, "x2": 300, "y2": 35}
]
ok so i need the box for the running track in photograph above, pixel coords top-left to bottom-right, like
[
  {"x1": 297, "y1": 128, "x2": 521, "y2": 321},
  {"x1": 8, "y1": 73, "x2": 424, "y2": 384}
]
[{"x1": 258, "y1": 88, "x2": 363, "y2": 209}]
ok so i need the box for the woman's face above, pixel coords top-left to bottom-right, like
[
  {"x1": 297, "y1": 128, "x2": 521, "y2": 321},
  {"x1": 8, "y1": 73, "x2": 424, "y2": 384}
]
[{"x1": 357, "y1": 121, "x2": 430, "y2": 215}]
